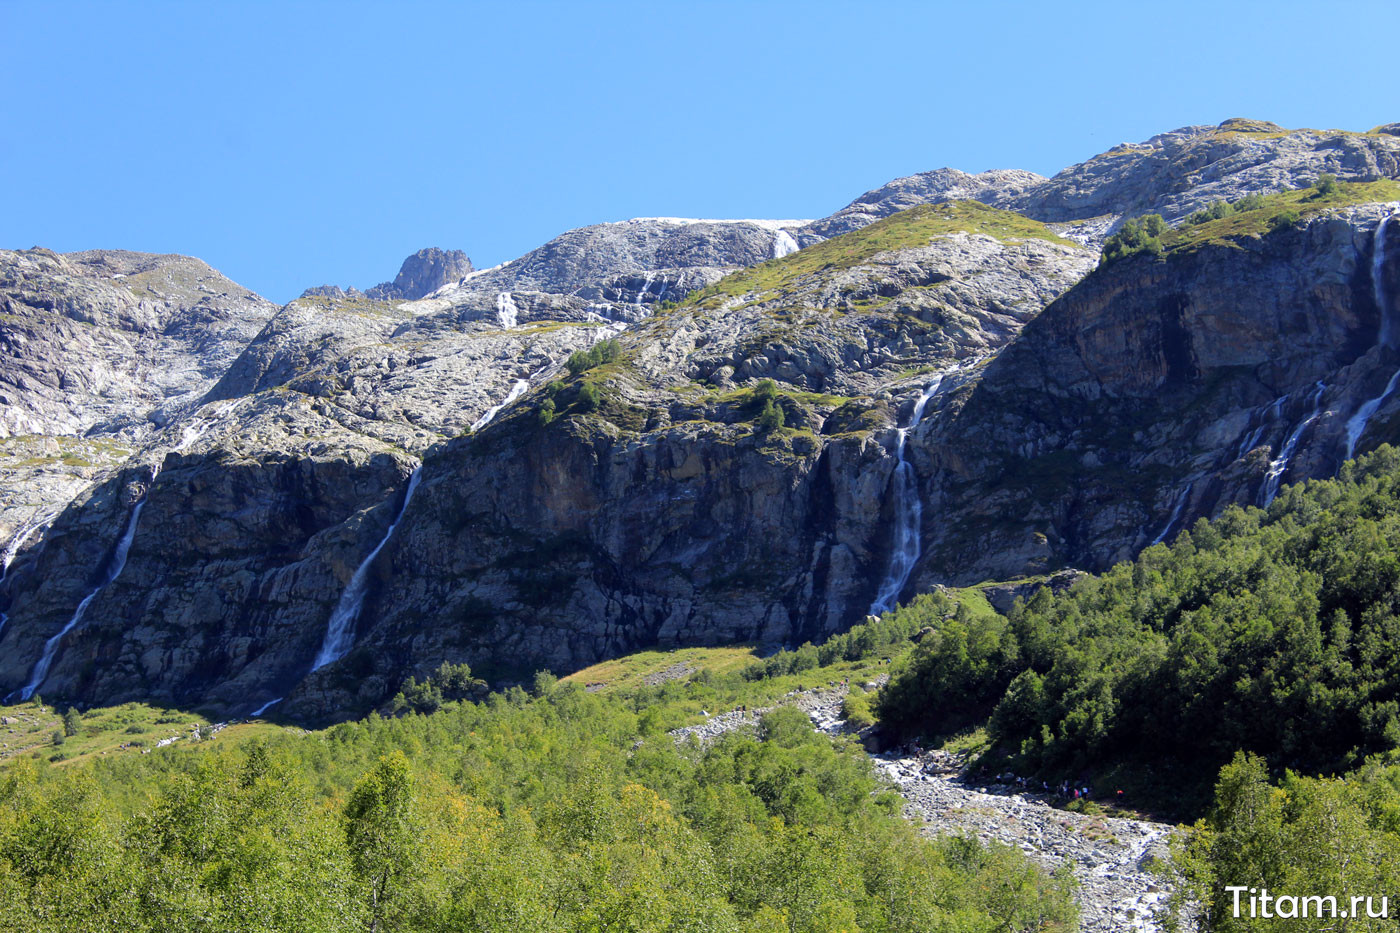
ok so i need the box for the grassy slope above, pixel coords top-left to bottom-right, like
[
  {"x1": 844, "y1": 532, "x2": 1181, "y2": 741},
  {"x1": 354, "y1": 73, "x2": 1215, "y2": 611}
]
[
  {"x1": 0, "y1": 699, "x2": 295, "y2": 768},
  {"x1": 1163, "y1": 178, "x2": 1400, "y2": 254},
  {"x1": 683, "y1": 201, "x2": 1079, "y2": 310}
]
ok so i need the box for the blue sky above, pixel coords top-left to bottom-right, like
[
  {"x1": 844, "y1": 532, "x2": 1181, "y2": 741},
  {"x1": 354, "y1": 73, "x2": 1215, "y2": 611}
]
[{"x1": 3, "y1": 0, "x2": 1397, "y2": 304}]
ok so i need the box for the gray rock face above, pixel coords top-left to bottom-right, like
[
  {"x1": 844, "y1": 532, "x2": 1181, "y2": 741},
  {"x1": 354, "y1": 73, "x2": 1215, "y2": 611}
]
[
  {"x1": 632, "y1": 231, "x2": 1094, "y2": 397},
  {"x1": 1014, "y1": 120, "x2": 1400, "y2": 227},
  {"x1": 365, "y1": 247, "x2": 473, "y2": 301},
  {"x1": 0, "y1": 248, "x2": 277, "y2": 440},
  {"x1": 803, "y1": 121, "x2": 1400, "y2": 249},
  {"x1": 910, "y1": 203, "x2": 1400, "y2": 585},
  {"x1": 418, "y1": 217, "x2": 809, "y2": 321}
]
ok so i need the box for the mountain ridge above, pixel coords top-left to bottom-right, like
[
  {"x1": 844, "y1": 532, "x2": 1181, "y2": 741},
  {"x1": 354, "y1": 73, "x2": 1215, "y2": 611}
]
[{"x1": 0, "y1": 119, "x2": 1397, "y2": 721}]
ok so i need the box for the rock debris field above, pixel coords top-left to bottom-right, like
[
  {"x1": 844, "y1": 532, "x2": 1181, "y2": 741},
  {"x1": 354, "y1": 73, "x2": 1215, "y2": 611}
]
[{"x1": 673, "y1": 685, "x2": 1184, "y2": 933}]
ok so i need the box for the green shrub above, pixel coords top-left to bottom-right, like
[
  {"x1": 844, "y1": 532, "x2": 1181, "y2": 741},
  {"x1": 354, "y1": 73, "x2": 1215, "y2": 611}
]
[
  {"x1": 391, "y1": 661, "x2": 488, "y2": 714},
  {"x1": 1268, "y1": 209, "x2": 1300, "y2": 232},
  {"x1": 751, "y1": 378, "x2": 779, "y2": 405},
  {"x1": 537, "y1": 398, "x2": 557, "y2": 426},
  {"x1": 565, "y1": 338, "x2": 621, "y2": 376},
  {"x1": 757, "y1": 398, "x2": 784, "y2": 431},
  {"x1": 841, "y1": 690, "x2": 876, "y2": 730},
  {"x1": 1314, "y1": 172, "x2": 1339, "y2": 196},
  {"x1": 62, "y1": 708, "x2": 82, "y2": 737},
  {"x1": 1100, "y1": 214, "x2": 1167, "y2": 266},
  {"x1": 1231, "y1": 192, "x2": 1268, "y2": 212},
  {"x1": 578, "y1": 381, "x2": 604, "y2": 412},
  {"x1": 1187, "y1": 201, "x2": 1234, "y2": 225}
]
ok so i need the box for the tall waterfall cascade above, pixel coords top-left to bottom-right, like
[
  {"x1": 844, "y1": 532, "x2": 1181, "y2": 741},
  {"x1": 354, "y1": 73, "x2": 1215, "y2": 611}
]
[
  {"x1": 1345, "y1": 213, "x2": 1396, "y2": 459},
  {"x1": 868, "y1": 374, "x2": 951, "y2": 616},
  {"x1": 9, "y1": 469, "x2": 159, "y2": 701},
  {"x1": 311, "y1": 466, "x2": 423, "y2": 672}
]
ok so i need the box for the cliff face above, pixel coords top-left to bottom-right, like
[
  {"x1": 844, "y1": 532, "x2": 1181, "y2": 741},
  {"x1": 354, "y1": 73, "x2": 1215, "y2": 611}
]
[
  {"x1": 914, "y1": 204, "x2": 1398, "y2": 584},
  {"x1": 1, "y1": 121, "x2": 1399, "y2": 722}
]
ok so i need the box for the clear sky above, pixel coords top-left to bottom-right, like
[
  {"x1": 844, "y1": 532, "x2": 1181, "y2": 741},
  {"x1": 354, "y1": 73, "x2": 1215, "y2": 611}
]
[{"x1": 3, "y1": 0, "x2": 1397, "y2": 304}]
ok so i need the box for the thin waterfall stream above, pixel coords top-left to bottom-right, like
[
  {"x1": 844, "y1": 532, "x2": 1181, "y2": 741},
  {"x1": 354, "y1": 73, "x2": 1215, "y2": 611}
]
[
  {"x1": 311, "y1": 466, "x2": 423, "y2": 672},
  {"x1": 9, "y1": 468, "x2": 159, "y2": 701},
  {"x1": 1345, "y1": 213, "x2": 1396, "y2": 459},
  {"x1": 1259, "y1": 382, "x2": 1326, "y2": 507}
]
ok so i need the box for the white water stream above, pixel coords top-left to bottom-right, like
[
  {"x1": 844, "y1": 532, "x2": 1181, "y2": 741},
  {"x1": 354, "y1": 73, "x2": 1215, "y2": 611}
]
[
  {"x1": 1259, "y1": 381, "x2": 1326, "y2": 507},
  {"x1": 635, "y1": 272, "x2": 654, "y2": 309},
  {"x1": 869, "y1": 374, "x2": 950, "y2": 615},
  {"x1": 471, "y1": 379, "x2": 531, "y2": 432},
  {"x1": 496, "y1": 292, "x2": 519, "y2": 329},
  {"x1": 1149, "y1": 482, "x2": 1193, "y2": 546},
  {"x1": 173, "y1": 398, "x2": 245, "y2": 453},
  {"x1": 311, "y1": 466, "x2": 423, "y2": 672},
  {"x1": 772, "y1": 229, "x2": 800, "y2": 259},
  {"x1": 0, "y1": 513, "x2": 54, "y2": 640},
  {"x1": 1344, "y1": 214, "x2": 1395, "y2": 459}
]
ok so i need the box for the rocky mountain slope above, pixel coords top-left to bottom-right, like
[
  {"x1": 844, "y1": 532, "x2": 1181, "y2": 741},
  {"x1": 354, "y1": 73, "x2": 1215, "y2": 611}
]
[{"x1": 2, "y1": 119, "x2": 1398, "y2": 723}]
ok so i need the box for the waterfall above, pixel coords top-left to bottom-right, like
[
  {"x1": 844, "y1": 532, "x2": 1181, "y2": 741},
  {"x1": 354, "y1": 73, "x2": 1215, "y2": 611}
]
[
  {"x1": 0, "y1": 513, "x2": 53, "y2": 640},
  {"x1": 10, "y1": 473, "x2": 157, "y2": 702},
  {"x1": 471, "y1": 379, "x2": 531, "y2": 432},
  {"x1": 1345, "y1": 370, "x2": 1400, "y2": 460},
  {"x1": 311, "y1": 466, "x2": 423, "y2": 672},
  {"x1": 1344, "y1": 214, "x2": 1396, "y2": 459},
  {"x1": 635, "y1": 272, "x2": 654, "y2": 308},
  {"x1": 496, "y1": 292, "x2": 519, "y2": 329},
  {"x1": 1378, "y1": 213, "x2": 1393, "y2": 349},
  {"x1": 2, "y1": 513, "x2": 49, "y2": 578},
  {"x1": 1259, "y1": 382, "x2": 1326, "y2": 507},
  {"x1": 1235, "y1": 395, "x2": 1286, "y2": 461},
  {"x1": 1149, "y1": 483, "x2": 1193, "y2": 546},
  {"x1": 250, "y1": 696, "x2": 283, "y2": 717},
  {"x1": 174, "y1": 398, "x2": 245, "y2": 453},
  {"x1": 772, "y1": 229, "x2": 800, "y2": 259},
  {"x1": 868, "y1": 374, "x2": 949, "y2": 616}
]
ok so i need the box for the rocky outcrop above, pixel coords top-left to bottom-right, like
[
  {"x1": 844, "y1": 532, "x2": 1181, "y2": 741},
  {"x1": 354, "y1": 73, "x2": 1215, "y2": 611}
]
[
  {"x1": 805, "y1": 121, "x2": 1400, "y2": 249},
  {"x1": 302, "y1": 247, "x2": 474, "y2": 302},
  {"x1": 365, "y1": 247, "x2": 473, "y2": 301},
  {"x1": 0, "y1": 248, "x2": 277, "y2": 440},
  {"x1": 1014, "y1": 120, "x2": 1400, "y2": 228},
  {"x1": 414, "y1": 217, "x2": 810, "y2": 321}
]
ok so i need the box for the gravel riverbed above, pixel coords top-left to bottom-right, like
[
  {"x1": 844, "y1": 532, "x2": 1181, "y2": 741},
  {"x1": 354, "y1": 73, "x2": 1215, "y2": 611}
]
[{"x1": 673, "y1": 685, "x2": 1186, "y2": 932}]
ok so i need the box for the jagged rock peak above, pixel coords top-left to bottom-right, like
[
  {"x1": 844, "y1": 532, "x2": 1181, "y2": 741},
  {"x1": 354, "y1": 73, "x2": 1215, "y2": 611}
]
[
  {"x1": 367, "y1": 247, "x2": 473, "y2": 301},
  {"x1": 300, "y1": 247, "x2": 474, "y2": 302}
]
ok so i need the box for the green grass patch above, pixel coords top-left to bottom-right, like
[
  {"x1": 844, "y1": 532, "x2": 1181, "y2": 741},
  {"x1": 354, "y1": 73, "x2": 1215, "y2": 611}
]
[{"x1": 0, "y1": 700, "x2": 292, "y2": 770}]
